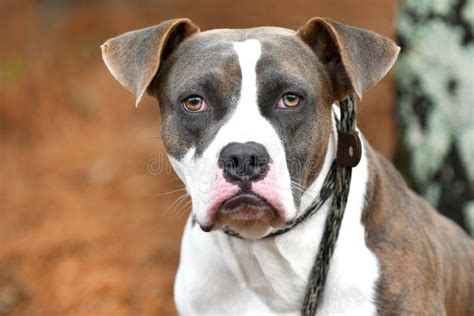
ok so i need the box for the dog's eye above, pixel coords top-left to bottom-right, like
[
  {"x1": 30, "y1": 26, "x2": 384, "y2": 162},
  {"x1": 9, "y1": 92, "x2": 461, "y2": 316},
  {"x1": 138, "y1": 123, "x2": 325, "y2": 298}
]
[
  {"x1": 182, "y1": 96, "x2": 208, "y2": 112},
  {"x1": 277, "y1": 93, "x2": 303, "y2": 109}
]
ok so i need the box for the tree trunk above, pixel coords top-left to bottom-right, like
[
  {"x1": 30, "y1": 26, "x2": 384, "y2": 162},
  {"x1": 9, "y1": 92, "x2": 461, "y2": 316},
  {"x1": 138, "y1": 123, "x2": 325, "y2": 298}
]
[{"x1": 395, "y1": 0, "x2": 474, "y2": 236}]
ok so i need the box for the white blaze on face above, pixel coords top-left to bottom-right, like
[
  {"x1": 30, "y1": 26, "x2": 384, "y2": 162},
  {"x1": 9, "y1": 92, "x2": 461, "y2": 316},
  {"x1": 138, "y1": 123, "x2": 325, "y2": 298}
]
[{"x1": 169, "y1": 39, "x2": 297, "y2": 234}]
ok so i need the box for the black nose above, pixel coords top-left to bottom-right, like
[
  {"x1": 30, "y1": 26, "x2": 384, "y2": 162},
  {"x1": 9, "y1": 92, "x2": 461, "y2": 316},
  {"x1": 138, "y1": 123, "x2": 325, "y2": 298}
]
[{"x1": 218, "y1": 142, "x2": 270, "y2": 184}]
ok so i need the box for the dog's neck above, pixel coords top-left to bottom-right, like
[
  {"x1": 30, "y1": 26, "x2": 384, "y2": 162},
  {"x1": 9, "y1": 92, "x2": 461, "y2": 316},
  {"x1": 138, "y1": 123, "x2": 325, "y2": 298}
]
[
  {"x1": 175, "y1": 120, "x2": 380, "y2": 314},
  {"x1": 294, "y1": 110, "x2": 337, "y2": 222}
]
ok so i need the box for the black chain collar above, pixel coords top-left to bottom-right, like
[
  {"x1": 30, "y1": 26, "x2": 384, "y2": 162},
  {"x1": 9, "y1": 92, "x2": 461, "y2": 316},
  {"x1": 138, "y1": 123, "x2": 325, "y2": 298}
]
[{"x1": 220, "y1": 96, "x2": 360, "y2": 315}]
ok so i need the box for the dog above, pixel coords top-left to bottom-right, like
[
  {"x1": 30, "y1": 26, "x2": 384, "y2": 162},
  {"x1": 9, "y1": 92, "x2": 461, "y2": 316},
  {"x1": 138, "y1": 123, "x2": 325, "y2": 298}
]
[{"x1": 101, "y1": 17, "x2": 474, "y2": 315}]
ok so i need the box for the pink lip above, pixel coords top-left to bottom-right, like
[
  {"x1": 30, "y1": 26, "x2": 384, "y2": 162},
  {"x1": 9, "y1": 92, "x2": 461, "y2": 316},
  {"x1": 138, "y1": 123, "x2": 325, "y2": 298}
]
[
  {"x1": 207, "y1": 191, "x2": 285, "y2": 225},
  {"x1": 205, "y1": 165, "x2": 286, "y2": 227},
  {"x1": 220, "y1": 192, "x2": 279, "y2": 220},
  {"x1": 221, "y1": 192, "x2": 270, "y2": 211}
]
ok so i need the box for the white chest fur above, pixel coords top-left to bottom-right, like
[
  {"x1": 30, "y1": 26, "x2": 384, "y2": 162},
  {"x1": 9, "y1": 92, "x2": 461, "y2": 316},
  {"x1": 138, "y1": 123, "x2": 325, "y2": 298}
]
[{"x1": 174, "y1": 132, "x2": 379, "y2": 316}]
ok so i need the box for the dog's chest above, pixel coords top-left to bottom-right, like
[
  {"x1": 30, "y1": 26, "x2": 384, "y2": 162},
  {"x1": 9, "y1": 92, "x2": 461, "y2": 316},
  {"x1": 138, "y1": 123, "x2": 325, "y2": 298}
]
[
  {"x1": 175, "y1": 211, "x2": 378, "y2": 315},
  {"x1": 174, "y1": 213, "x2": 324, "y2": 314}
]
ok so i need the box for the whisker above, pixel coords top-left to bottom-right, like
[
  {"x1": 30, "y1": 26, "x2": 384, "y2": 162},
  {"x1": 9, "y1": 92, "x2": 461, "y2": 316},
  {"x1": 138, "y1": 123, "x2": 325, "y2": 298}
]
[
  {"x1": 164, "y1": 192, "x2": 189, "y2": 217},
  {"x1": 170, "y1": 199, "x2": 192, "y2": 222},
  {"x1": 290, "y1": 184, "x2": 314, "y2": 200},
  {"x1": 171, "y1": 194, "x2": 189, "y2": 213},
  {"x1": 290, "y1": 181, "x2": 307, "y2": 190},
  {"x1": 148, "y1": 187, "x2": 186, "y2": 197},
  {"x1": 177, "y1": 200, "x2": 193, "y2": 217}
]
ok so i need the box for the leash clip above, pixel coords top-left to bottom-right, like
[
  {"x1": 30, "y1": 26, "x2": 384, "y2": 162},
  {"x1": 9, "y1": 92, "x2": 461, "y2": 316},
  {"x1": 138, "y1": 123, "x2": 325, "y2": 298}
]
[{"x1": 336, "y1": 131, "x2": 361, "y2": 168}]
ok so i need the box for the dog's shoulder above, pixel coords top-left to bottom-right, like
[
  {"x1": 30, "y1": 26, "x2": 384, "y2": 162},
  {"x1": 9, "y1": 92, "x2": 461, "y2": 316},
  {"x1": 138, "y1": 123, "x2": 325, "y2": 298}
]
[{"x1": 361, "y1": 143, "x2": 474, "y2": 315}]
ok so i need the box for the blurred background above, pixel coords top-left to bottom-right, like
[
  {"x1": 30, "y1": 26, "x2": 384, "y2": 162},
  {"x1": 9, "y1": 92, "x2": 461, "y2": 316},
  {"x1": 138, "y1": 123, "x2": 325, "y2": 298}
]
[{"x1": 0, "y1": 0, "x2": 472, "y2": 315}]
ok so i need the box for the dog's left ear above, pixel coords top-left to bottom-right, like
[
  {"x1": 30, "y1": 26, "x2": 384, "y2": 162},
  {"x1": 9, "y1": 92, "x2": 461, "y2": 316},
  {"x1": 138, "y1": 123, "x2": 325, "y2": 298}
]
[
  {"x1": 297, "y1": 17, "x2": 400, "y2": 100},
  {"x1": 101, "y1": 18, "x2": 200, "y2": 106}
]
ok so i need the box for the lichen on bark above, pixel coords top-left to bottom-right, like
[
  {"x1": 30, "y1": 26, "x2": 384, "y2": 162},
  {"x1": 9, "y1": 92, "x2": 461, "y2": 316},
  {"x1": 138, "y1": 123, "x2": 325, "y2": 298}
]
[{"x1": 395, "y1": 0, "x2": 474, "y2": 235}]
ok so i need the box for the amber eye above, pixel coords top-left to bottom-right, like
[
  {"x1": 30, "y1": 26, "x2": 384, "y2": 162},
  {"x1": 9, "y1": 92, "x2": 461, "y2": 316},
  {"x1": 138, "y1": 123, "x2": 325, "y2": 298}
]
[
  {"x1": 277, "y1": 93, "x2": 303, "y2": 108},
  {"x1": 182, "y1": 96, "x2": 208, "y2": 112}
]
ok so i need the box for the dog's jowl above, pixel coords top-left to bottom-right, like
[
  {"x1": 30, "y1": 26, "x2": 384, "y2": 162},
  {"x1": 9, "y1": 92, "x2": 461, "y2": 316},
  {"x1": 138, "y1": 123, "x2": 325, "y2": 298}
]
[{"x1": 102, "y1": 18, "x2": 474, "y2": 315}]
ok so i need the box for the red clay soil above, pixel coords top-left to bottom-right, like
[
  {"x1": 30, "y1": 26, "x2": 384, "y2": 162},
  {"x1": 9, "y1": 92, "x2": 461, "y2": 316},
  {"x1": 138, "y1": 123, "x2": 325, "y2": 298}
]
[{"x1": 0, "y1": 1, "x2": 397, "y2": 315}]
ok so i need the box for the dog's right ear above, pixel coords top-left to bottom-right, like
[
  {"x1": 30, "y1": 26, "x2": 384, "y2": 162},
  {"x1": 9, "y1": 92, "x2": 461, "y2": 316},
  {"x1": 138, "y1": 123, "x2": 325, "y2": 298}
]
[{"x1": 101, "y1": 18, "x2": 199, "y2": 106}]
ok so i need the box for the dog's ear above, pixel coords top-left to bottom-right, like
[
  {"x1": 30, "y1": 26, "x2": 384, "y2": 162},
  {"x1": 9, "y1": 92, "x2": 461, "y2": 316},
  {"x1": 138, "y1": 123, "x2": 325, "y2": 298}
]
[
  {"x1": 297, "y1": 17, "x2": 400, "y2": 100},
  {"x1": 101, "y1": 18, "x2": 199, "y2": 106}
]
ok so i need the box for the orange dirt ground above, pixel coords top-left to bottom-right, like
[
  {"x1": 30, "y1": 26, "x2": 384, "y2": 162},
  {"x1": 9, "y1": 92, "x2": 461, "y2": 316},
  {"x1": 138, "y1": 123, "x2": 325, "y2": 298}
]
[{"x1": 0, "y1": 1, "x2": 397, "y2": 315}]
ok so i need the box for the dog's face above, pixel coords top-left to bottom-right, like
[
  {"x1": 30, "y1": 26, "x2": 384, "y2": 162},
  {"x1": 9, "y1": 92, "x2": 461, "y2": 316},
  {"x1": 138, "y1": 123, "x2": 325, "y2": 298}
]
[
  {"x1": 102, "y1": 18, "x2": 399, "y2": 239},
  {"x1": 155, "y1": 30, "x2": 334, "y2": 238}
]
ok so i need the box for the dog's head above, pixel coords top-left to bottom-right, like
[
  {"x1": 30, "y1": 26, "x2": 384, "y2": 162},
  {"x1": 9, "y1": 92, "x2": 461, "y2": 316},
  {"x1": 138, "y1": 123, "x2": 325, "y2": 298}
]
[{"x1": 101, "y1": 18, "x2": 399, "y2": 239}]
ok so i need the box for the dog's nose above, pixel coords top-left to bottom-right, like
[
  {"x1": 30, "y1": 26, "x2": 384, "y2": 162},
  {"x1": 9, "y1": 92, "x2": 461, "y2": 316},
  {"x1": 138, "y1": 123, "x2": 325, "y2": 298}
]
[{"x1": 218, "y1": 142, "x2": 270, "y2": 184}]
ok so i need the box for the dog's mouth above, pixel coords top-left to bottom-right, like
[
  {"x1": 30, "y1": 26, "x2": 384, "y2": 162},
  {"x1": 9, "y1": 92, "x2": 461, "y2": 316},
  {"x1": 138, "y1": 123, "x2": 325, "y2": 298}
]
[{"x1": 215, "y1": 192, "x2": 283, "y2": 227}]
